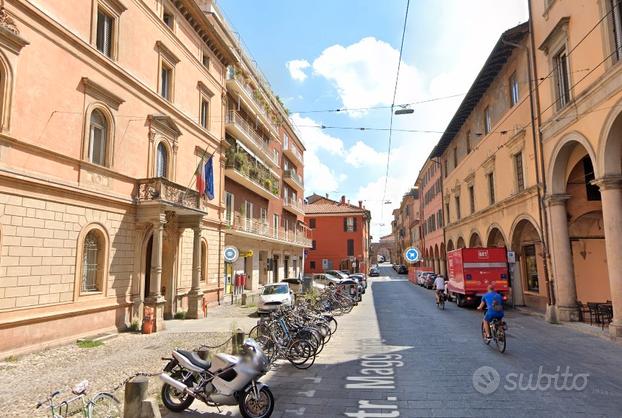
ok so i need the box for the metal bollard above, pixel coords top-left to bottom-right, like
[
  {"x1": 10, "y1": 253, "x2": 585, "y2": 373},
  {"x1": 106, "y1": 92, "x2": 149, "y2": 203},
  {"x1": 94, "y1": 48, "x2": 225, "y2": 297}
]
[{"x1": 231, "y1": 328, "x2": 245, "y2": 354}]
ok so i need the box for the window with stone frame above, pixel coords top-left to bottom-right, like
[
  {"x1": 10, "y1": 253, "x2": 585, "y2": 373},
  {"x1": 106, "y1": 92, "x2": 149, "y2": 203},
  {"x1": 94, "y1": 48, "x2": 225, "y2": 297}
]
[
  {"x1": 514, "y1": 152, "x2": 525, "y2": 192},
  {"x1": 553, "y1": 48, "x2": 571, "y2": 109},
  {"x1": 80, "y1": 228, "x2": 107, "y2": 294},
  {"x1": 509, "y1": 71, "x2": 519, "y2": 107},
  {"x1": 488, "y1": 172, "x2": 496, "y2": 204},
  {"x1": 609, "y1": 0, "x2": 622, "y2": 62},
  {"x1": 468, "y1": 185, "x2": 475, "y2": 214},
  {"x1": 92, "y1": 0, "x2": 125, "y2": 60},
  {"x1": 484, "y1": 106, "x2": 492, "y2": 135},
  {"x1": 455, "y1": 196, "x2": 461, "y2": 220},
  {"x1": 88, "y1": 109, "x2": 109, "y2": 166}
]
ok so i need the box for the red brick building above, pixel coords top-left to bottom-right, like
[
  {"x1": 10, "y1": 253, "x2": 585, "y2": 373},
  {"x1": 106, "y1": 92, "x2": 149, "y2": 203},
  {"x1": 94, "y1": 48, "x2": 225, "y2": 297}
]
[{"x1": 305, "y1": 195, "x2": 371, "y2": 274}]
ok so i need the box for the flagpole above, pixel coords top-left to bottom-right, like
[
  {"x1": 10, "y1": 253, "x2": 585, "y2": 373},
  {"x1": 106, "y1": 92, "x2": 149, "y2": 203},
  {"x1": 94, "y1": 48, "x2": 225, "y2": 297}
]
[{"x1": 181, "y1": 145, "x2": 217, "y2": 202}]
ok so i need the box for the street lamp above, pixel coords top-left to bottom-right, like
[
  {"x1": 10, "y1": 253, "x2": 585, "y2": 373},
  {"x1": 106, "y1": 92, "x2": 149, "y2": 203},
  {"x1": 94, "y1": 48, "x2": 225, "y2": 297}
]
[{"x1": 394, "y1": 107, "x2": 414, "y2": 115}]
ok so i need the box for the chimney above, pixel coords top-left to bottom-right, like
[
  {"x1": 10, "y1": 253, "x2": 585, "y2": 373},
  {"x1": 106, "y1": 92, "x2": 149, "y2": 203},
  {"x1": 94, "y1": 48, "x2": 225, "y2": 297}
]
[
  {"x1": 340, "y1": 195, "x2": 346, "y2": 205},
  {"x1": 325, "y1": 193, "x2": 328, "y2": 198},
  {"x1": 358, "y1": 200, "x2": 363, "y2": 208}
]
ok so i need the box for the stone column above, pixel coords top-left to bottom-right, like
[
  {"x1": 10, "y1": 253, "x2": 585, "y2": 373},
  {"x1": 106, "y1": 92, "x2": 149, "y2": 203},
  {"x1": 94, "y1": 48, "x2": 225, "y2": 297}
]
[
  {"x1": 440, "y1": 258, "x2": 447, "y2": 277},
  {"x1": 593, "y1": 176, "x2": 622, "y2": 337},
  {"x1": 145, "y1": 216, "x2": 166, "y2": 331},
  {"x1": 187, "y1": 225, "x2": 204, "y2": 319},
  {"x1": 545, "y1": 194, "x2": 579, "y2": 322}
]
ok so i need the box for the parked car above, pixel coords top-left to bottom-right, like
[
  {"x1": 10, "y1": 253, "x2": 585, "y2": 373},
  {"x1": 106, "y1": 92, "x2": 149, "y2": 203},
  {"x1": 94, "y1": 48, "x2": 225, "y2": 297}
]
[
  {"x1": 349, "y1": 273, "x2": 367, "y2": 290},
  {"x1": 397, "y1": 265, "x2": 408, "y2": 274},
  {"x1": 424, "y1": 272, "x2": 437, "y2": 289},
  {"x1": 349, "y1": 274, "x2": 366, "y2": 294},
  {"x1": 325, "y1": 270, "x2": 350, "y2": 281},
  {"x1": 257, "y1": 283, "x2": 293, "y2": 314},
  {"x1": 281, "y1": 277, "x2": 303, "y2": 294},
  {"x1": 369, "y1": 267, "x2": 380, "y2": 277},
  {"x1": 312, "y1": 273, "x2": 342, "y2": 289},
  {"x1": 339, "y1": 278, "x2": 362, "y2": 302}
]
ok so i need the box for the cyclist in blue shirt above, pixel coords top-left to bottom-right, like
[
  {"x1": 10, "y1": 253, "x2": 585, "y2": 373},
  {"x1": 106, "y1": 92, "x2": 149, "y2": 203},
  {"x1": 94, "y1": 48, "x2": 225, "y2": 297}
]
[{"x1": 477, "y1": 284, "x2": 504, "y2": 342}]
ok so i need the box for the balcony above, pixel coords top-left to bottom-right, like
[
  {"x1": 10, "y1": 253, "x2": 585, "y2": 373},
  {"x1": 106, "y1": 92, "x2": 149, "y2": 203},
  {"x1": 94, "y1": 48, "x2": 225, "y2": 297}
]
[
  {"x1": 225, "y1": 215, "x2": 312, "y2": 248},
  {"x1": 226, "y1": 111, "x2": 279, "y2": 169},
  {"x1": 283, "y1": 138, "x2": 303, "y2": 163},
  {"x1": 134, "y1": 177, "x2": 204, "y2": 213},
  {"x1": 282, "y1": 196, "x2": 305, "y2": 216},
  {"x1": 226, "y1": 67, "x2": 279, "y2": 137},
  {"x1": 283, "y1": 169, "x2": 304, "y2": 190},
  {"x1": 224, "y1": 159, "x2": 280, "y2": 200}
]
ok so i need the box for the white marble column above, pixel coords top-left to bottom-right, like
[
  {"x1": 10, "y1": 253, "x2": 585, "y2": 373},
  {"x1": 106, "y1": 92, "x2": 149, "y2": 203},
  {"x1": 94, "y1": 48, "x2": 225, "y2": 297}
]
[
  {"x1": 545, "y1": 194, "x2": 580, "y2": 321},
  {"x1": 593, "y1": 176, "x2": 622, "y2": 337},
  {"x1": 187, "y1": 225, "x2": 204, "y2": 319}
]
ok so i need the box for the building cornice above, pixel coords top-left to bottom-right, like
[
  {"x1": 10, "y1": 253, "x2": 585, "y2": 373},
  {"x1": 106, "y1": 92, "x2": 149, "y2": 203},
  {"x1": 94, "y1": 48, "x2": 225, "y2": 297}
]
[{"x1": 81, "y1": 77, "x2": 125, "y2": 110}]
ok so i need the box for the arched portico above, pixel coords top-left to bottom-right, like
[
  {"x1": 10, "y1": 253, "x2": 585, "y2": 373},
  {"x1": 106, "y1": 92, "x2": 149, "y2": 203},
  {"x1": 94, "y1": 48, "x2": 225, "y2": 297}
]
[
  {"x1": 456, "y1": 237, "x2": 466, "y2": 249},
  {"x1": 486, "y1": 225, "x2": 507, "y2": 248},
  {"x1": 469, "y1": 231, "x2": 482, "y2": 248}
]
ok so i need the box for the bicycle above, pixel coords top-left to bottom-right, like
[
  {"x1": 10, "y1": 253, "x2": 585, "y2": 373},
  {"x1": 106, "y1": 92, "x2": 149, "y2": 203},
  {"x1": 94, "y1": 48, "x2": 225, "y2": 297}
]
[
  {"x1": 36, "y1": 380, "x2": 121, "y2": 418},
  {"x1": 481, "y1": 317, "x2": 507, "y2": 353},
  {"x1": 435, "y1": 290, "x2": 446, "y2": 310}
]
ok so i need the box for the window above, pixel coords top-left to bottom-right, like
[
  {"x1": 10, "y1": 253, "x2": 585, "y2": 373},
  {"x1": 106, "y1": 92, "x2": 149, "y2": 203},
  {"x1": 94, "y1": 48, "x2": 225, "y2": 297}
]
[
  {"x1": 89, "y1": 110, "x2": 108, "y2": 166},
  {"x1": 515, "y1": 152, "x2": 524, "y2": 192},
  {"x1": 202, "y1": 52, "x2": 210, "y2": 68},
  {"x1": 156, "y1": 142, "x2": 168, "y2": 178},
  {"x1": 260, "y1": 208, "x2": 268, "y2": 234},
  {"x1": 161, "y1": 63, "x2": 173, "y2": 101},
  {"x1": 309, "y1": 218, "x2": 316, "y2": 229},
  {"x1": 445, "y1": 202, "x2": 450, "y2": 224},
  {"x1": 96, "y1": 8, "x2": 114, "y2": 58},
  {"x1": 610, "y1": 0, "x2": 622, "y2": 61},
  {"x1": 273, "y1": 214, "x2": 279, "y2": 238},
  {"x1": 509, "y1": 72, "x2": 519, "y2": 106},
  {"x1": 345, "y1": 217, "x2": 356, "y2": 232},
  {"x1": 553, "y1": 48, "x2": 570, "y2": 109},
  {"x1": 453, "y1": 147, "x2": 458, "y2": 168},
  {"x1": 488, "y1": 173, "x2": 496, "y2": 204},
  {"x1": 310, "y1": 261, "x2": 316, "y2": 269},
  {"x1": 437, "y1": 209, "x2": 443, "y2": 227},
  {"x1": 347, "y1": 239, "x2": 354, "y2": 257},
  {"x1": 468, "y1": 185, "x2": 475, "y2": 214},
  {"x1": 466, "y1": 130, "x2": 471, "y2": 154},
  {"x1": 163, "y1": 9, "x2": 174, "y2": 29},
  {"x1": 455, "y1": 196, "x2": 461, "y2": 220},
  {"x1": 81, "y1": 230, "x2": 101, "y2": 292},
  {"x1": 444, "y1": 159, "x2": 448, "y2": 178},
  {"x1": 225, "y1": 192, "x2": 234, "y2": 225},
  {"x1": 200, "y1": 240, "x2": 207, "y2": 281},
  {"x1": 273, "y1": 149, "x2": 279, "y2": 164},
  {"x1": 484, "y1": 106, "x2": 492, "y2": 135},
  {"x1": 200, "y1": 98, "x2": 209, "y2": 129},
  {"x1": 244, "y1": 201, "x2": 253, "y2": 231},
  {"x1": 524, "y1": 245, "x2": 539, "y2": 292},
  {"x1": 312, "y1": 240, "x2": 317, "y2": 250}
]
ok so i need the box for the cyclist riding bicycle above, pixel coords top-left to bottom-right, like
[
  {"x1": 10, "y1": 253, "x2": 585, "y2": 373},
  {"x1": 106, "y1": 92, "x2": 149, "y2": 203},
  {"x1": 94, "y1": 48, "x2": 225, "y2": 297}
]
[
  {"x1": 477, "y1": 284, "x2": 504, "y2": 342},
  {"x1": 433, "y1": 275, "x2": 446, "y2": 305}
]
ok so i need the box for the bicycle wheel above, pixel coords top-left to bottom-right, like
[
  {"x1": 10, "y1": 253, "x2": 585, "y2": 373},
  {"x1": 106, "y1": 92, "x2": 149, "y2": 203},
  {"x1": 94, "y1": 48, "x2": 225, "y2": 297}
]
[
  {"x1": 495, "y1": 325, "x2": 507, "y2": 353},
  {"x1": 440, "y1": 297, "x2": 445, "y2": 310},
  {"x1": 481, "y1": 322, "x2": 491, "y2": 345},
  {"x1": 287, "y1": 340, "x2": 315, "y2": 369},
  {"x1": 89, "y1": 392, "x2": 121, "y2": 418}
]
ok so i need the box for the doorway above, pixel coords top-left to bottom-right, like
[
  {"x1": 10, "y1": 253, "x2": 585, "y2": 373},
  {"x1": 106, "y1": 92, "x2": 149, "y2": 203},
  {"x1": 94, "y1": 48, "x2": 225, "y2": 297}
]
[
  {"x1": 144, "y1": 236, "x2": 153, "y2": 299},
  {"x1": 284, "y1": 256, "x2": 289, "y2": 279}
]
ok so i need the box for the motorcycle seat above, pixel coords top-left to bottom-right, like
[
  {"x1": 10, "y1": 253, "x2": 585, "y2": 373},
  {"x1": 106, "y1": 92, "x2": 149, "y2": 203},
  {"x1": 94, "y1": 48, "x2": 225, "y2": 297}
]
[{"x1": 178, "y1": 350, "x2": 212, "y2": 370}]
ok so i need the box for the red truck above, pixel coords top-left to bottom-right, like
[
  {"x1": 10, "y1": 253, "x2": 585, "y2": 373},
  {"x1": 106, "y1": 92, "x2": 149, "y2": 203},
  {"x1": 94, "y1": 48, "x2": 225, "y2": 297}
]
[{"x1": 447, "y1": 247, "x2": 509, "y2": 307}]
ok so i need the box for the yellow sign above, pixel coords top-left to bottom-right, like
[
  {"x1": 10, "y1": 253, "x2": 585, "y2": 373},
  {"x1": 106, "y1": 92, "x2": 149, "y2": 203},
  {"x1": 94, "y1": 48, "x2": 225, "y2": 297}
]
[{"x1": 241, "y1": 250, "x2": 254, "y2": 258}]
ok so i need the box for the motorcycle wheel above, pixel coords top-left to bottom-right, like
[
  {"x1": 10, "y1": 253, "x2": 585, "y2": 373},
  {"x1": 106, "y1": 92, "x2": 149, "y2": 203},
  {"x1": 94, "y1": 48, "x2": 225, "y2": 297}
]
[
  {"x1": 239, "y1": 386, "x2": 274, "y2": 418},
  {"x1": 161, "y1": 371, "x2": 195, "y2": 412}
]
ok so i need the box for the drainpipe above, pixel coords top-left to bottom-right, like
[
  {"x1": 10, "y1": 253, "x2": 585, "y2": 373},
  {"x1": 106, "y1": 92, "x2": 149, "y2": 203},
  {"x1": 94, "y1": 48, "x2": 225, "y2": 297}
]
[{"x1": 502, "y1": 19, "x2": 555, "y2": 311}]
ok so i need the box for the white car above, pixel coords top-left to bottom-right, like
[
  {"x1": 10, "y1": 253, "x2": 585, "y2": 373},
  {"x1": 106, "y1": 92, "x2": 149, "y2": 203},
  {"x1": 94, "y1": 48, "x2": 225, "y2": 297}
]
[{"x1": 257, "y1": 283, "x2": 294, "y2": 314}]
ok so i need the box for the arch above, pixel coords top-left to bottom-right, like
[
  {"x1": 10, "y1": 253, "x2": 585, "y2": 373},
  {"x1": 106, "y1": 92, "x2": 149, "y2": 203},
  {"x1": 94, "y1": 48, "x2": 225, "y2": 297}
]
[
  {"x1": 598, "y1": 98, "x2": 622, "y2": 176},
  {"x1": 456, "y1": 236, "x2": 466, "y2": 249},
  {"x1": 446, "y1": 239, "x2": 455, "y2": 252},
  {"x1": 509, "y1": 214, "x2": 542, "y2": 249},
  {"x1": 74, "y1": 222, "x2": 110, "y2": 299},
  {"x1": 469, "y1": 231, "x2": 482, "y2": 248},
  {"x1": 510, "y1": 217, "x2": 544, "y2": 296},
  {"x1": 156, "y1": 141, "x2": 169, "y2": 178},
  {"x1": 83, "y1": 103, "x2": 115, "y2": 167},
  {"x1": 548, "y1": 131, "x2": 598, "y2": 194},
  {"x1": 487, "y1": 225, "x2": 507, "y2": 248},
  {"x1": 434, "y1": 244, "x2": 439, "y2": 259}
]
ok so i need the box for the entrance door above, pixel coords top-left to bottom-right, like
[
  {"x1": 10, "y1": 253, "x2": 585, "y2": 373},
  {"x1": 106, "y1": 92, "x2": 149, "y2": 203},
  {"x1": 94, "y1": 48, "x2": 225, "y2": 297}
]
[
  {"x1": 144, "y1": 236, "x2": 153, "y2": 299},
  {"x1": 284, "y1": 257, "x2": 289, "y2": 279},
  {"x1": 273, "y1": 255, "x2": 279, "y2": 282}
]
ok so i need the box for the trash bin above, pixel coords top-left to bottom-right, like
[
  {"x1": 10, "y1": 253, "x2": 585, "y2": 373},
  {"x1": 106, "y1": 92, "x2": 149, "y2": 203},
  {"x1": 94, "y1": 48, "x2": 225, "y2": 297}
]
[{"x1": 142, "y1": 306, "x2": 154, "y2": 334}]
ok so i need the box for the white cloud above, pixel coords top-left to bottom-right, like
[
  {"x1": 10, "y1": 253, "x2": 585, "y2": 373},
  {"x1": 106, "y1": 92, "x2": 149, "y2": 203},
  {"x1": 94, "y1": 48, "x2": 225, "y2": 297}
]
[
  {"x1": 311, "y1": 37, "x2": 424, "y2": 117},
  {"x1": 290, "y1": 113, "x2": 345, "y2": 156},
  {"x1": 286, "y1": 59, "x2": 311, "y2": 82},
  {"x1": 345, "y1": 141, "x2": 387, "y2": 168}
]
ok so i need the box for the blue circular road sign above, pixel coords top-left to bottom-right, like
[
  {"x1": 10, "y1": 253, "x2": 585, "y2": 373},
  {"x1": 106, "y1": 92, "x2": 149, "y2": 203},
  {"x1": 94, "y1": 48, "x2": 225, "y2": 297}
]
[
  {"x1": 223, "y1": 246, "x2": 239, "y2": 263},
  {"x1": 404, "y1": 247, "x2": 420, "y2": 264}
]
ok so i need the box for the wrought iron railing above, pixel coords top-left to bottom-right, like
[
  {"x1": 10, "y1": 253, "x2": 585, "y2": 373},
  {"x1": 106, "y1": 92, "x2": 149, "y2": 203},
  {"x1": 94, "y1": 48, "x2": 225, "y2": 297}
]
[
  {"x1": 225, "y1": 215, "x2": 311, "y2": 246},
  {"x1": 226, "y1": 111, "x2": 278, "y2": 166}
]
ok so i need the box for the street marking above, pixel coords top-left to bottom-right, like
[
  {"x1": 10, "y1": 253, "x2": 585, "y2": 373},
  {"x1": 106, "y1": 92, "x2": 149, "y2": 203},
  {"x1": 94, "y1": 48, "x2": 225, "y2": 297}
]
[
  {"x1": 298, "y1": 389, "x2": 316, "y2": 397},
  {"x1": 387, "y1": 397, "x2": 397, "y2": 401},
  {"x1": 304, "y1": 376, "x2": 322, "y2": 383},
  {"x1": 285, "y1": 407, "x2": 306, "y2": 415}
]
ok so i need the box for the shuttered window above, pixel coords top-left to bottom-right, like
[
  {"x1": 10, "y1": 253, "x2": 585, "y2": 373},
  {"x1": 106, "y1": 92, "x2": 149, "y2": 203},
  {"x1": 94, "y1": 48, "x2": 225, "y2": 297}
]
[
  {"x1": 611, "y1": 0, "x2": 622, "y2": 61},
  {"x1": 515, "y1": 152, "x2": 524, "y2": 192},
  {"x1": 200, "y1": 98, "x2": 209, "y2": 129},
  {"x1": 347, "y1": 239, "x2": 354, "y2": 256},
  {"x1": 156, "y1": 142, "x2": 168, "y2": 178}
]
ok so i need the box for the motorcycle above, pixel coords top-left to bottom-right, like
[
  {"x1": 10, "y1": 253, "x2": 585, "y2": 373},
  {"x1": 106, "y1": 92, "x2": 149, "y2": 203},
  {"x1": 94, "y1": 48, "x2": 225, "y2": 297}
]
[{"x1": 159, "y1": 338, "x2": 274, "y2": 418}]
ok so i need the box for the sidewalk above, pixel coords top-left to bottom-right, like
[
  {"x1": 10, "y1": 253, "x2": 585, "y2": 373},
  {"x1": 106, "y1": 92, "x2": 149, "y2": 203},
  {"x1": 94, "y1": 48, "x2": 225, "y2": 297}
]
[{"x1": 165, "y1": 301, "x2": 259, "y2": 333}]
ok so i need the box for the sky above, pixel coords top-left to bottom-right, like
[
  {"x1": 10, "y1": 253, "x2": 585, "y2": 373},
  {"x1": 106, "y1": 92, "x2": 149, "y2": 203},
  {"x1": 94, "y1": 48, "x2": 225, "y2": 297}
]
[{"x1": 218, "y1": 0, "x2": 529, "y2": 241}]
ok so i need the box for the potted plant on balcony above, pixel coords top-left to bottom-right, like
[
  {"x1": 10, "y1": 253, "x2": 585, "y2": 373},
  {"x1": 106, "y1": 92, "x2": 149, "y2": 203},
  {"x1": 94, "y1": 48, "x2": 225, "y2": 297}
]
[
  {"x1": 234, "y1": 150, "x2": 248, "y2": 171},
  {"x1": 249, "y1": 165, "x2": 259, "y2": 180},
  {"x1": 263, "y1": 178, "x2": 272, "y2": 191}
]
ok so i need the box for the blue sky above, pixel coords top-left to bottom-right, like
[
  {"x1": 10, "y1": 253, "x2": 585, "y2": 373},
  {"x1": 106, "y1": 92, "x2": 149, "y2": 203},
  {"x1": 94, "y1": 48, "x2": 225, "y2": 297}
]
[{"x1": 218, "y1": 0, "x2": 528, "y2": 240}]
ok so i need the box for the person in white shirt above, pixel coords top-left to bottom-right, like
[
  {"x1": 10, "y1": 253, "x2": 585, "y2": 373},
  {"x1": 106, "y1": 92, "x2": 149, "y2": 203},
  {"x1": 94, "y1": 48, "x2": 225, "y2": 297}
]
[{"x1": 433, "y1": 275, "x2": 446, "y2": 305}]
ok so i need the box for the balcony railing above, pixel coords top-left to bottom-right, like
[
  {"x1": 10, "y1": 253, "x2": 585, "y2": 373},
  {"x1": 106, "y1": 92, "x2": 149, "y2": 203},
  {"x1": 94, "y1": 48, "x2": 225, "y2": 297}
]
[
  {"x1": 225, "y1": 215, "x2": 312, "y2": 247},
  {"x1": 283, "y1": 169, "x2": 304, "y2": 189},
  {"x1": 226, "y1": 68, "x2": 273, "y2": 122},
  {"x1": 283, "y1": 139, "x2": 303, "y2": 162},
  {"x1": 226, "y1": 110, "x2": 279, "y2": 166},
  {"x1": 135, "y1": 177, "x2": 202, "y2": 211},
  {"x1": 224, "y1": 159, "x2": 280, "y2": 197},
  {"x1": 283, "y1": 195, "x2": 305, "y2": 214}
]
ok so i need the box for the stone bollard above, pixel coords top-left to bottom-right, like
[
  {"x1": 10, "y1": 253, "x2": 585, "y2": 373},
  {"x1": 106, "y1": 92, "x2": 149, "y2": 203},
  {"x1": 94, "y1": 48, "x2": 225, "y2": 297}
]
[
  {"x1": 124, "y1": 376, "x2": 161, "y2": 418},
  {"x1": 231, "y1": 328, "x2": 245, "y2": 354}
]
